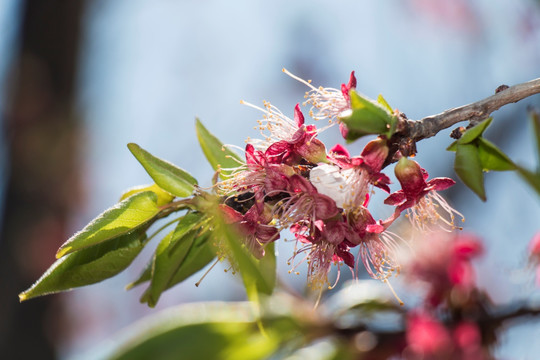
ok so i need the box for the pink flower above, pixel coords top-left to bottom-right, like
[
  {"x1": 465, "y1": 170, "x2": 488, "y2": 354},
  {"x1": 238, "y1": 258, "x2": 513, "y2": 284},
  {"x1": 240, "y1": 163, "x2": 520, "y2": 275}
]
[
  {"x1": 327, "y1": 137, "x2": 391, "y2": 193},
  {"x1": 277, "y1": 174, "x2": 339, "y2": 226},
  {"x1": 220, "y1": 204, "x2": 279, "y2": 258},
  {"x1": 384, "y1": 156, "x2": 463, "y2": 231},
  {"x1": 406, "y1": 312, "x2": 452, "y2": 357},
  {"x1": 218, "y1": 144, "x2": 294, "y2": 208},
  {"x1": 405, "y1": 232, "x2": 483, "y2": 307},
  {"x1": 289, "y1": 217, "x2": 354, "y2": 289},
  {"x1": 242, "y1": 101, "x2": 327, "y2": 164},
  {"x1": 347, "y1": 206, "x2": 402, "y2": 281},
  {"x1": 453, "y1": 322, "x2": 485, "y2": 360},
  {"x1": 265, "y1": 105, "x2": 327, "y2": 165},
  {"x1": 282, "y1": 68, "x2": 357, "y2": 124}
]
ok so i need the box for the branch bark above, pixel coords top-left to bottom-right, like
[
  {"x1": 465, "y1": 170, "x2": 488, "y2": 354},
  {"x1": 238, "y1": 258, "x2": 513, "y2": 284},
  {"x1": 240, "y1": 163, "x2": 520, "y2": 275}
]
[{"x1": 406, "y1": 77, "x2": 540, "y2": 141}]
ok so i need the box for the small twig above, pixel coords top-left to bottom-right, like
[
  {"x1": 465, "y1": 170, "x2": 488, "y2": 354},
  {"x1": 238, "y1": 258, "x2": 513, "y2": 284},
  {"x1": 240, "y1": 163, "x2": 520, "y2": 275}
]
[{"x1": 406, "y1": 77, "x2": 540, "y2": 141}]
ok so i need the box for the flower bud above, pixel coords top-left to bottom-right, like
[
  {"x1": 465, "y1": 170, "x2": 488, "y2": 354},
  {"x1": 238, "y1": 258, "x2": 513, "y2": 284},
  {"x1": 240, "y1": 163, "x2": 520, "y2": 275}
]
[
  {"x1": 394, "y1": 157, "x2": 426, "y2": 195},
  {"x1": 361, "y1": 137, "x2": 389, "y2": 172},
  {"x1": 297, "y1": 138, "x2": 328, "y2": 164}
]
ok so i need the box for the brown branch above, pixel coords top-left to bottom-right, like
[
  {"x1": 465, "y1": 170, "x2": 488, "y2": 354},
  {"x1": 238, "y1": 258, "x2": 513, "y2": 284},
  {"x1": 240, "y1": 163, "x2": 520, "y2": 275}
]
[{"x1": 406, "y1": 77, "x2": 540, "y2": 141}]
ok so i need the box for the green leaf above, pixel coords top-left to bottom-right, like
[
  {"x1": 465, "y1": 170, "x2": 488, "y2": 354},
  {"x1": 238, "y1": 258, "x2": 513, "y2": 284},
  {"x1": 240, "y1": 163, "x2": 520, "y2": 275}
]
[
  {"x1": 446, "y1": 140, "x2": 458, "y2": 152},
  {"x1": 128, "y1": 143, "x2": 197, "y2": 198},
  {"x1": 126, "y1": 261, "x2": 151, "y2": 290},
  {"x1": 377, "y1": 94, "x2": 393, "y2": 114},
  {"x1": 530, "y1": 109, "x2": 540, "y2": 171},
  {"x1": 258, "y1": 242, "x2": 276, "y2": 295},
  {"x1": 516, "y1": 165, "x2": 540, "y2": 196},
  {"x1": 120, "y1": 183, "x2": 175, "y2": 206},
  {"x1": 127, "y1": 214, "x2": 209, "y2": 291},
  {"x1": 168, "y1": 232, "x2": 215, "y2": 286},
  {"x1": 20, "y1": 230, "x2": 146, "y2": 301},
  {"x1": 57, "y1": 191, "x2": 160, "y2": 258},
  {"x1": 144, "y1": 213, "x2": 206, "y2": 307},
  {"x1": 477, "y1": 138, "x2": 516, "y2": 171},
  {"x1": 195, "y1": 118, "x2": 243, "y2": 180},
  {"x1": 108, "y1": 302, "x2": 279, "y2": 360},
  {"x1": 454, "y1": 144, "x2": 486, "y2": 201},
  {"x1": 340, "y1": 90, "x2": 396, "y2": 141},
  {"x1": 457, "y1": 117, "x2": 493, "y2": 145},
  {"x1": 213, "y1": 213, "x2": 274, "y2": 299},
  {"x1": 167, "y1": 212, "x2": 206, "y2": 252},
  {"x1": 139, "y1": 230, "x2": 216, "y2": 305}
]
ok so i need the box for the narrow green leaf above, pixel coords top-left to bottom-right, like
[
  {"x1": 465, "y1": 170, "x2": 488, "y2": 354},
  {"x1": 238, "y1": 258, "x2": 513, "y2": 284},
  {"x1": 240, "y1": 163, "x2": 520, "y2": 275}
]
[
  {"x1": 446, "y1": 140, "x2": 458, "y2": 152},
  {"x1": 20, "y1": 230, "x2": 146, "y2": 301},
  {"x1": 167, "y1": 232, "x2": 215, "y2": 286},
  {"x1": 213, "y1": 212, "x2": 274, "y2": 298},
  {"x1": 167, "y1": 212, "x2": 206, "y2": 253},
  {"x1": 126, "y1": 261, "x2": 151, "y2": 290},
  {"x1": 454, "y1": 144, "x2": 486, "y2": 201},
  {"x1": 516, "y1": 165, "x2": 540, "y2": 196},
  {"x1": 139, "y1": 231, "x2": 215, "y2": 305},
  {"x1": 120, "y1": 183, "x2": 175, "y2": 206},
  {"x1": 57, "y1": 191, "x2": 160, "y2": 258},
  {"x1": 195, "y1": 118, "x2": 243, "y2": 180},
  {"x1": 477, "y1": 138, "x2": 516, "y2": 171},
  {"x1": 108, "y1": 302, "x2": 278, "y2": 360},
  {"x1": 530, "y1": 109, "x2": 540, "y2": 171},
  {"x1": 145, "y1": 229, "x2": 197, "y2": 307},
  {"x1": 457, "y1": 117, "x2": 493, "y2": 145},
  {"x1": 144, "y1": 213, "x2": 205, "y2": 307},
  {"x1": 377, "y1": 94, "x2": 393, "y2": 114},
  {"x1": 258, "y1": 242, "x2": 276, "y2": 295},
  {"x1": 128, "y1": 143, "x2": 197, "y2": 198}
]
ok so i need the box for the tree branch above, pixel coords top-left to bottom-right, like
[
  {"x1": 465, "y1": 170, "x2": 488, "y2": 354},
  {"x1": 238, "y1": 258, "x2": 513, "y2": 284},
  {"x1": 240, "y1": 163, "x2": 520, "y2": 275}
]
[{"x1": 406, "y1": 77, "x2": 540, "y2": 141}]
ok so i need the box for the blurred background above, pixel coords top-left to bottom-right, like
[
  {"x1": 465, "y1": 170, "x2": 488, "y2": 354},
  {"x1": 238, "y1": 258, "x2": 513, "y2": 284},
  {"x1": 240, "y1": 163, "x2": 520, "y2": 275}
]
[{"x1": 1, "y1": 0, "x2": 540, "y2": 359}]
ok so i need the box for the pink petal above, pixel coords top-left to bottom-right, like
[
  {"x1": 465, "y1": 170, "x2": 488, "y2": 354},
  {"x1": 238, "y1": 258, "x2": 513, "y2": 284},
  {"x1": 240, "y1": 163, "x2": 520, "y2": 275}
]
[
  {"x1": 453, "y1": 237, "x2": 483, "y2": 259},
  {"x1": 245, "y1": 144, "x2": 266, "y2": 166},
  {"x1": 361, "y1": 138, "x2": 389, "y2": 172},
  {"x1": 428, "y1": 177, "x2": 456, "y2": 191},
  {"x1": 294, "y1": 103, "x2": 304, "y2": 127},
  {"x1": 340, "y1": 83, "x2": 350, "y2": 102},
  {"x1": 265, "y1": 141, "x2": 292, "y2": 164},
  {"x1": 336, "y1": 248, "x2": 355, "y2": 268},
  {"x1": 384, "y1": 191, "x2": 406, "y2": 206},
  {"x1": 421, "y1": 167, "x2": 429, "y2": 181},
  {"x1": 296, "y1": 138, "x2": 327, "y2": 164},
  {"x1": 289, "y1": 126, "x2": 306, "y2": 144},
  {"x1": 256, "y1": 225, "x2": 279, "y2": 243},
  {"x1": 339, "y1": 122, "x2": 349, "y2": 139},
  {"x1": 347, "y1": 71, "x2": 357, "y2": 90},
  {"x1": 453, "y1": 322, "x2": 481, "y2": 351},
  {"x1": 329, "y1": 143, "x2": 350, "y2": 158},
  {"x1": 289, "y1": 174, "x2": 315, "y2": 194},
  {"x1": 366, "y1": 223, "x2": 384, "y2": 234},
  {"x1": 324, "y1": 220, "x2": 348, "y2": 245},
  {"x1": 264, "y1": 168, "x2": 289, "y2": 194},
  {"x1": 397, "y1": 199, "x2": 416, "y2": 212},
  {"x1": 290, "y1": 222, "x2": 308, "y2": 234},
  {"x1": 529, "y1": 231, "x2": 540, "y2": 256},
  {"x1": 313, "y1": 194, "x2": 339, "y2": 220},
  {"x1": 219, "y1": 204, "x2": 243, "y2": 223},
  {"x1": 447, "y1": 259, "x2": 475, "y2": 287},
  {"x1": 407, "y1": 312, "x2": 452, "y2": 355}
]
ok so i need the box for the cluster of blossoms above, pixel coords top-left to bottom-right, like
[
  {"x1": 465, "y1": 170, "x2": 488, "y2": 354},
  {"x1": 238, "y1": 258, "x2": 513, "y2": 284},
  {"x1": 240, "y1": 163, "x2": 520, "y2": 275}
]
[
  {"x1": 403, "y1": 232, "x2": 486, "y2": 360},
  {"x1": 217, "y1": 71, "x2": 464, "y2": 290}
]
